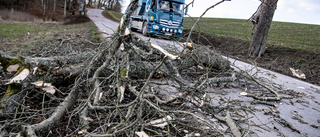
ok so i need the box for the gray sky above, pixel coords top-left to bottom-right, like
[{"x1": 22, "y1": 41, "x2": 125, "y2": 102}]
[{"x1": 123, "y1": 0, "x2": 320, "y2": 25}]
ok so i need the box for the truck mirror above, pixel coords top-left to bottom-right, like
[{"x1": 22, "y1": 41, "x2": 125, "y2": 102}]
[{"x1": 185, "y1": 6, "x2": 188, "y2": 15}]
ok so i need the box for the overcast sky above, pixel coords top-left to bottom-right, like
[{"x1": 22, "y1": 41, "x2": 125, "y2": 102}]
[{"x1": 123, "y1": 0, "x2": 320, "y2": 25}]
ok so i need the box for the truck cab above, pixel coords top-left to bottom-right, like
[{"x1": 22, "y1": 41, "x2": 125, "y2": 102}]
[{"x1": 124, "y1": 0, "x2": 188, "y2": 37}]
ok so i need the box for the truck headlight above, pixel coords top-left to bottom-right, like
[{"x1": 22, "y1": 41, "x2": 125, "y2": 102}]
[
  {"x1": 153, "y1": 25, "x2": 159, "y2": 29},
  {"x1": 174, "y1": 29, "x2": 177, "y2": 33},
  {"x1": 166, "y1": 28, "x2": 169, "y2": 32},
  {"x1": 170, "y1": 29, "x2": 173, "y2": 33},
  {"x1": 178, "y1": 29, "x2": 183, "y2": 33},
  {"x1": 162, "y1": 28, "x2": 165, "y2": 31}
]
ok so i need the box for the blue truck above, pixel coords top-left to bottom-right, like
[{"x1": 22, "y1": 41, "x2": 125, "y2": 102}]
[{"x1": 124, "y1": 0, "x2": 188, "y2": 37}]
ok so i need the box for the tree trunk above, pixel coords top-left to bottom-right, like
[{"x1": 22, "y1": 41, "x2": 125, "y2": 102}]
[
  {"x1": 72, "y1": 0, "x2": 76, "y2": 15},
  {"x1": 88, "y1": 0, "x2": 92, "y2": 7},
  {"x1": 98, "y1": 0, "x2": 101, "y2": 9},
  {"x1": 249, "y1": 0, "x2": 278, "y2": 58},
  {"x1": 110, "y1": 0, "x2": 114, "y2": 10},
  {"x1": 78, "y1": 0, "x2": 85, "y2": 15},
  {"x1": 53, "y1": 0, "x2": 56, "y2": 12},
  {"x1": 68, "y1": 0, "x2": 72, "y2": 11},
  {"x1": 41, "y1": 0, "x2": 43, "y2": 8},
  {"x1": 64, "y1": 0, "x2": 67, "y2": 17}
]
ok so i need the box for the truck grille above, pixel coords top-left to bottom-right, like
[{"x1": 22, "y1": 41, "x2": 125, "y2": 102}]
[{"x1": 159, "y1": 19, "x2": 180, "y2": 28}]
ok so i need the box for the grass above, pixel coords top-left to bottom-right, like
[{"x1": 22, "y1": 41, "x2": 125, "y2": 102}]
[
  {"x1": 103, "y1": 11, "x2": 320, "y2": 53},
  {"x1": 0, "y1": 22, "x2": 43, "y2": 39},
  {"x1": 109, "y1": 11, "x2": 124, "y2": 21},
  {"x1": 0, "y1": 20, "x2": 103, "y2": 54},
  {"x1": 102, "y1": 10, "x2": 123, "y2": 23},
  {"x1": 183, "y1": 17, "x2": 320, "y2": 53},
  {"x1": 88, "y1": 21, "x2": 105, "y2": 42}
]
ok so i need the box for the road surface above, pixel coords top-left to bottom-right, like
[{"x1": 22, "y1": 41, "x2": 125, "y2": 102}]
[{"x1": 88, "y1": 9, "x2": 320, "y2": 136}]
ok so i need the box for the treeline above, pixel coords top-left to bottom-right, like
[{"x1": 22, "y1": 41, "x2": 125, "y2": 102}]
[
  {"x1": 88, "y1": 0, "x2": 123, "y2": 12},
  {"x1": 0, "y1": 0, "x2": 123, "y2": 20}
]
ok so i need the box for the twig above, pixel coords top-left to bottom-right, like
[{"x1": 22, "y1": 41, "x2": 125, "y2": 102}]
[
  {"x1": 225, "y1": 111, "x2": 241, "y2": 137},
  {"x1": 86, "y1": 119, "x2": 139, "y2": 137},
  {"x1": 184, "y1": 0, "x2": 228, "y2": 56}
]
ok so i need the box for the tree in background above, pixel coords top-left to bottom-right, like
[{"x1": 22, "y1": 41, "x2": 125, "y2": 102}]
[
  {"x1": 249, "y1": 0, "x2": 278, "y2": 58},
  {"x1": 113, "y1": 0, "x2": 122, "y2": 12},
  {"x1": 78, "y1": 0, "x2": 86, "y2": 15}
]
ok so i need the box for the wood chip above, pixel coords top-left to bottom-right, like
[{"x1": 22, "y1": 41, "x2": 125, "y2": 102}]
[
  {"x1": 120, "y1": 43, "x2": 125, "y2": 51},
  {"x1": 240, "y1": 92, "x2": 248, "y2": 96},
  {"x1": 135, "y1": 131, "x2": 149, "y2": 137},
  {"x1": 6, "y1": 64, "x2": 20, "y2": 72},
  {"x1": 147, "y1": 115, "x2": 173, "y2": 129},
  {"x1": 290, "y1": 67, "x2": 306, "y2": 79},
  {"x1": 119, "y1": 85, "x2": 125, "y2": 102},
  {"x1": 31, "y1": 81, "x2": 56, "y2": 95},
  {"x1": 5, "y1": 68, "x2": 30, "y2": 85},
  {"x1": 150, "y1": 43, "x2": 178, "y2": 60}
]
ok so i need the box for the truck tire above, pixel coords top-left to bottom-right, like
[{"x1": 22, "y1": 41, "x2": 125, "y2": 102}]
[
  {"x1": 129, "y1": 20, "x2": 137, "y2": 32},
  {"x1": 142, "y1": 22, "x2": 148, "y2": 36}
]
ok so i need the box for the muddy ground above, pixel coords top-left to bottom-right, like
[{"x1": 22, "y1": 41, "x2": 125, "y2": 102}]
[{"x1": 182, "y1": 31, "x2": 320, "y2": 86}]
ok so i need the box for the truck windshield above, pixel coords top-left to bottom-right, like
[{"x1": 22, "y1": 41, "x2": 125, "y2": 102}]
[{"x1": 159, "y1": 0, "x2": 184, "y2": 14}]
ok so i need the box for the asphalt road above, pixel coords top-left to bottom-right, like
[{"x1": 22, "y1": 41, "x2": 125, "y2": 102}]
[{"x1": 88, "y1": 9, "x2": 320, "y2": 136}]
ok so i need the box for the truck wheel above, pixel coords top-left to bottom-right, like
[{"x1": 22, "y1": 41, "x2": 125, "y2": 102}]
[
  {"x1": 142, "y1": 22, "x2": 148, "y2": 36},
  {"x1": 129, "y1": 22, "x2": 137, "y2": 32}
]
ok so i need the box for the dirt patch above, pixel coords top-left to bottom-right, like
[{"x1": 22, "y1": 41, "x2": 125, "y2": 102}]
[
  {"x1": 63, "y1": 15, "x2": 91, "y2": 25},
  {"x1": 0, "y1": 9, "x2": 38, "y2": 22},
  {"x1": 182, "y1": 30, "x2": 320, "y2": 85}
]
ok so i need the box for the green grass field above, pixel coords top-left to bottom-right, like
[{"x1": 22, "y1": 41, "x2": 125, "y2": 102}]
[
  {"x1": 0, "y1": 22, "x2": 43, "y2": 39},
  {"x1": 109, "y1": 11, "x2": 124, "y2": 21},
  {"x1": 102, "y1": 11, "x2": 320, "y2": 53},
  {"x1": 104, "y1": 10, "x2": 320, "y2": 52},
  {"x1": 183, "y1": 17, "x2": 320, "y2": 53}
]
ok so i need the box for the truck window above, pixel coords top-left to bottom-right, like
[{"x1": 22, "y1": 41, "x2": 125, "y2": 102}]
[
  {"x1": 151, "y1": 0, "x2": 156, "y2": 11},
  {"x1": 159, "y1": 0, "x2": 170, "y2": 11},
  {"x1": 139, "y1": 3, "x2": 146, "y2": 15},
  {"x1": 159, "y1": 0, "x2": 184, "y2": 13},
  {"x1": 172, "y1": 2, "x2": 184, "y2": 14}
]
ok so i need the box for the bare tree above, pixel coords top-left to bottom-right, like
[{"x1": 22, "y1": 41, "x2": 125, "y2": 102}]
[
  {"x1": 72, "y1": 0, "x2": 77, "y2": 15},
  {"x1": 78, "y1": 0, "x2": 86, "y2": 15},
  {"x1": 113, "y1": 0, "x2": 122, "y2": 12},
  {"x1": 64, "y1": 0, "x2": 67, "y2": 17},
  {"x1": 88, "y1": 0, "x2": 92, "y2": 7},
  {"x1": 53, "y1": 0, "x2": 56, "y2": 12},
  {"x1": 249, "y1": 0, "x2": 278, "y2": 57}
]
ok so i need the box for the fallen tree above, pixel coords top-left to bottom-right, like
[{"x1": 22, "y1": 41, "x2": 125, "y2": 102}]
[
  {"x1": 0, "y1": 0, "x2": 237, "y2": 135},
  {"x1": 0, "y1": 0, "x2": 307, "y2": 136},
  {"x1": 0, "y1": 18, "x2": 235, "y2": 135}
]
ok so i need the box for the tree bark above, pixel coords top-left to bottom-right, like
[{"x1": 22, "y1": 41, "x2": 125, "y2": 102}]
[
  {"x1": 78, "y1": 0, "x2": 85, "y2": 15},
  {"x1": 64, "y1": 0, "x2": 67, "y2": 17},
  {"x1": 88, "y1": 0, "x2": 92, "y2": 7},
  {"x1": 72, "y1": 0, "x2": 77, "y2": 15},
  {"x1": 53, "y1": 0, "x2": 56, "y2": 12},
  {"x1": 249, "y1": 0, "x2": 278, "y2": 58}
]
